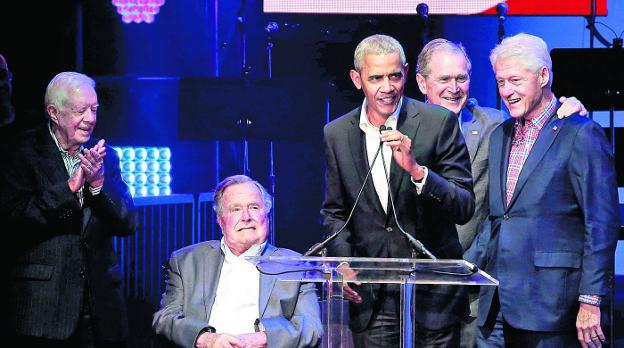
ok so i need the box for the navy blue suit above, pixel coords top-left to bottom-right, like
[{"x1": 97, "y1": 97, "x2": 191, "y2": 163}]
[{"x1": 478, "y1": 111, "x2": 619, "y2": 332}]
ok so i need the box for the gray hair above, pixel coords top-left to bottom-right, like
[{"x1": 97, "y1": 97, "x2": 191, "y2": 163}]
[
  {"x1": 416, "y1": 38, "x2": 472, "y2": 76},
  {"x1": 353, "y1": 34, "x2": 406, "y2": 72},
  {"x1": 45, "y1": 71, "x2": 96, "y2": 113},
  {"x1": 212, "y1": 175, "x2": 273, "y2": 216},
  {"x1": 489, "y1": 33, "x2": 553, "y2": 87}
]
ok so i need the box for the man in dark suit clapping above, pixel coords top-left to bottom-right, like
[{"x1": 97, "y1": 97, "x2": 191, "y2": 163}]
[{"x1": 0, "y1": 71, "x2": 138, "y2": 347}]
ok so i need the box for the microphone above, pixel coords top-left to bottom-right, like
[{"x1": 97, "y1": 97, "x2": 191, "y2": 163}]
[
  {"x1": 496, "y1": 2, "x2": 508, "y2": 22},
  {"x1": 304, "y1": 125, "x2": 388, "y2": 256},
  {"x1": 264, "y1": 21, "x2": 279, "y2": 33},
  {"x1": 466, "y1": 98, "x2": 478, "y2": 111},
  {"x1": 236, "y1": 0, "x2": 247, "y2": 23},
  {"x1": 378, "y1": 127, "x2": 437, "y2": 259},
  {"x1": 416, "y1": 3, "x2": 429, "y2": 19},
  {"x1": 264, "y1": 21, "x2": 301, "y2": 33},
  {"x1": 417, "y1": 3, "x2": 430, "y2": 45}
]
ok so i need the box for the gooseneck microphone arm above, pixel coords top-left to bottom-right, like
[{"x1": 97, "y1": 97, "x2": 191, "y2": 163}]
[
  {"x1": 304, "y1": 129, "x2": 387, "y2": 256},
  {"x1": 379, "y1": 126, "x2": 437, "y2": 260}
]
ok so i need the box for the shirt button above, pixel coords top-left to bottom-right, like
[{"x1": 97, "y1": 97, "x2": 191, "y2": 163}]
[{"x1": 386, "y1": 227, "x2": 393, "y2": 232}]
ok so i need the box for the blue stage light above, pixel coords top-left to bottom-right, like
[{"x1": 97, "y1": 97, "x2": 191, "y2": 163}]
[
  {"x1": 121, "y1": 160, "x2": 136, "y2": 173},
  {"x1": 147, "y1": 147, "x2": 160, "y2": 160},
  {"x1": 134, "y1": 147, "x2": 147, "y2": 161},
  {"x1": 122, "y1": 172, "x2": 135, "y2": 185},
  {"x1": 158, "y1": 161, "x2": 171, "y2": 173},
  {"x1": 147, "y1": 160, "x2": 160, "y2": 172},
  {"x1": 113, "y1": 146, "x2": 172, "y2": 197},
  {"x1": 122, "y1": 147, "x2": 135, "y2": 161}
]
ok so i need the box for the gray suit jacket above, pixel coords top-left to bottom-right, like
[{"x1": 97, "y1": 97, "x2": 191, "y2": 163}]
[
  {"x1": 152, "y1": 241, "x2": 323, "y2": 348},
  {"x1": 456, "y1": 105, "x2": 506, "y2": 253}
]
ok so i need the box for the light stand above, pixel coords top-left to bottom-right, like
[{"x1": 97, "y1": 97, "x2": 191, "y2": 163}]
[
  {"x1": 495, "y1": 2, "x2": 508, "y2": 110},
  {"x1": 265, "y1": 21, "x2": 279, "y2": 244}
]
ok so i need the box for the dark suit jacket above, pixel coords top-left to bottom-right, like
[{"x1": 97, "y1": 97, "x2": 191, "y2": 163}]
[
  {"x1": 321, "y1": 97, "x2": 475, "y2": 331},
  {"x1": 457, "y1": 105, "x2": 506, "y2": 252},
  {"x1": 152, "y1": 241, "x2": 323, "y2": 348},
  {"x1": 0, "y1": 123, "x2": 138, "y2": 340},
  {"x1": 478, "y1": 111, "x2": 619, "y2": 331}
]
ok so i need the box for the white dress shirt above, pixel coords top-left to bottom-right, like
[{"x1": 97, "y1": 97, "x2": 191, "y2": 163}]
[
  {"x1": 208, "y1": 239, "x2": 265, "y2": 334},
  {"x1": 358, "y1": 98, "x2": 402, "y2": 213}
]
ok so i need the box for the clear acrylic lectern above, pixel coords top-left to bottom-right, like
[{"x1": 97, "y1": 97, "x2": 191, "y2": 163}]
[{"x1": 246, "y1": 256, "x2": 498, "y2": 348}]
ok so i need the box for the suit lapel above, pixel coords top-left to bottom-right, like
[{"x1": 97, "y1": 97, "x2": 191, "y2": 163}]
[
  {"x1": 497, "y1": 120, "x2": 514, "y2": 210},
  {"x1": 347, "y1": 110, "x2": 386, "y2": 216},
  {"x1": 36, "y1": 123, "x2": 70, "y2": 185},
  {"x1": 389, "y1": 100, "x2": 420, "y2": 215},
  {"x1": 259, "y1": 244, "x2": 278, "y2": 317},
  {"x1": 461, "y1": 107, "x2": 482, "y2": 162},
  {"x1": 204, "y1": 247, "x2": 225, "y2": 320},
  {"x1": 507, "y1": 113, "x2": 562, "y2": 209}
]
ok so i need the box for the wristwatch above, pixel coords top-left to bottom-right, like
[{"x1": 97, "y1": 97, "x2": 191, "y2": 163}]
[{"x1": 254, "y1": 318, "x2": 265, "y2": 332}]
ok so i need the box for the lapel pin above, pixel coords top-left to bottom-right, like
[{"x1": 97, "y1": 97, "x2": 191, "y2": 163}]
[
  {"x1": 471, "y1": 130, "x2": 479, "y2": 135},
  {"x1": 552, "y1": 126, "x2": 558, "y2": 131}
]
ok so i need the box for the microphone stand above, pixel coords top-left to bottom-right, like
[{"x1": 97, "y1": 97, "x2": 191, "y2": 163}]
[
  {"x1": 236, "y1": 0, "x2": 248, "y2": 76},
  {"x1": 265, "y1": 21, "x2": 278, "y2": 244},
  {"x1": 416, "y1": 3, "x2": 429, "y2": 47},
  {"x1": 378, "y1": 128, "x2": 437, "y2": 260},
  {"x1": 236, "y1": 117, "x2": 252, "y2": 176},
  {"x1": 236, "y1": 0, "x2": 252, "y2": 178},
  {"x1": 304, "y1": 134, "x2": 386, "y2": 256}
]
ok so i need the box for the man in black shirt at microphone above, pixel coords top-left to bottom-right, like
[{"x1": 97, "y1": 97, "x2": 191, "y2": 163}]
[{"x1": 320, "y1": 34, "x2": 474, "y2": 347}]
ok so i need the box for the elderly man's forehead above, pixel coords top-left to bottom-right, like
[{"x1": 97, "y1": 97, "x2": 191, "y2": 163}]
[{"x1": 223, "y1": 182, "x2": 263, "y2": 200}]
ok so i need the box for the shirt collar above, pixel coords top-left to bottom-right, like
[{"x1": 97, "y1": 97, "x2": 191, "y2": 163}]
[
  {"x1": 358, "y1": 96, "x2": 403, "y2": 131},
  {"x1": 48, "y1": 121, "x2": 83, "y2": 159},
  {"x1": 220, "y1": 237, "x2": 267, "y2": 262},
  {"x1": 518, "y1": 95, "x2": 557, "y2": 131}
]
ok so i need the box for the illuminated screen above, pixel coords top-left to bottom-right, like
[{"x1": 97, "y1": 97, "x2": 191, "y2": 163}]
[{"x1": 263, "y1": 0, "x2": 607, "y2": 16}]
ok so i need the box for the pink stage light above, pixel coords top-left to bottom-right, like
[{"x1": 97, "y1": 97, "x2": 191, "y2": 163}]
[{"x1": 112, "y1": 0, "x2": 166, "y2": 24}]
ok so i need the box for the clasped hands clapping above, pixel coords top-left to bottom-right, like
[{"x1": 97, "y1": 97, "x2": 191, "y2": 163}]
[{"x1": 68, "y1": 139, "x2": 107, "y2": 192}]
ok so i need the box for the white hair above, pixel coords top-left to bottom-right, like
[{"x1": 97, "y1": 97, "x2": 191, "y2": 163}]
[{"x1": 489, "y1": 33, "x2": 553, "y2": 87}]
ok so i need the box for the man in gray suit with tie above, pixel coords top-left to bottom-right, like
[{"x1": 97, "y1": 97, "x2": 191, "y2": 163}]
[
  {"x1": 414, "y1": 38, "x2": 586, "y2": 348},
  {"x1": 153, "y1": 175, "x2": 323, "y2": 348}
]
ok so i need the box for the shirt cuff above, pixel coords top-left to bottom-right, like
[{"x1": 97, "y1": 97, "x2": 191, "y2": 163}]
[
  {"x1": 89, "y1": 185, "x2": 103, "y2": 196},
  {"x1": 410, "y1": 166, "x2": 428, "y2": 195},
  {"x1": 578, "y1": 294, "x2": 601, "y2": 306}
]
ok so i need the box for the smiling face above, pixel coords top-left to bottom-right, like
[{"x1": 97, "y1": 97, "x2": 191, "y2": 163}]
[
  {"x1": 48, "y1": 84, "x2": 98, "y2": 154},
  {"x1": 416, "y1": 50, "x2": 470, "y2": 115},
  {"x1": 350, "y1": 52, "x2": 408, "y2": 125},
  {"x1": 217, "y1": 182, "x2": 269, "y2": 255},
  {"x1": 494, "y1": 57, "x2": 550, "y2": 120}
]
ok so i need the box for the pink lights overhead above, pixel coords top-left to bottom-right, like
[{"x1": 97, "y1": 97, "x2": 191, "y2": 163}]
[{"x1": 112, "y1": 0, "x2": 166, "y2": 24}]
